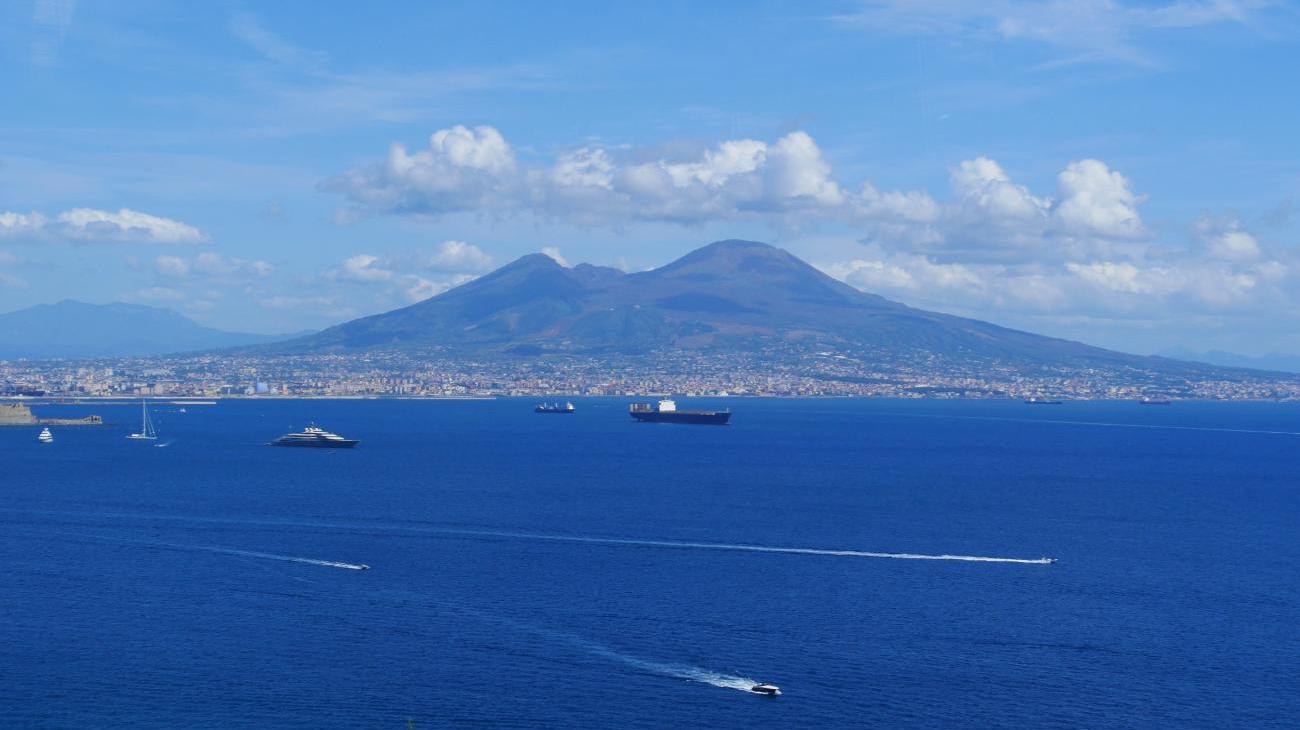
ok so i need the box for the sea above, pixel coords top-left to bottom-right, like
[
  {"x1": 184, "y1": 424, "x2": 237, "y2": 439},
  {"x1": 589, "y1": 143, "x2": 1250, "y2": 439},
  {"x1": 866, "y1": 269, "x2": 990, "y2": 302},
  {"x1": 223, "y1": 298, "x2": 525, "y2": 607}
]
[{"x1": 1, "y1": 397, "x2": 1297, "y2": 728}]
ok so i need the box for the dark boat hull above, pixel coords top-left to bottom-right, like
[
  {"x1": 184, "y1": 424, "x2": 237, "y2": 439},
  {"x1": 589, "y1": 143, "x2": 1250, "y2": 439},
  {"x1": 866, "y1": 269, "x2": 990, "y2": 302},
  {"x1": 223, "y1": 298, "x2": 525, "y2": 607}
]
[
  {"x1": 534, "y1": 409, "x2": 574, "y2": 414},
  {"x1": 270, "y1": 439, "x2": 359, "y2": 448},
  {"x1": 630, "y1": 411, "x2": 730, "y2": 425}
]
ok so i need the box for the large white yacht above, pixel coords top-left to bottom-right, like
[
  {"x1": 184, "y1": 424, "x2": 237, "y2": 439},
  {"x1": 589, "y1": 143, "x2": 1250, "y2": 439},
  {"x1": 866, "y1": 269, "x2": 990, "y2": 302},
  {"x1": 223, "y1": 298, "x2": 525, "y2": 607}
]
[{"x1": 270, "y1": 425, "x2": 359, "y2": 448}]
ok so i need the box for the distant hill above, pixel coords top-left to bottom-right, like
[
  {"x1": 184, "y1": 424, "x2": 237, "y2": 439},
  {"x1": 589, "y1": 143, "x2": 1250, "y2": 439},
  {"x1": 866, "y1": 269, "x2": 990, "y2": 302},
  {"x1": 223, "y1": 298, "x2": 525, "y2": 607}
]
[
  {"x1": 250, "y1": 239, "x2": 1238, "y2": 377},
  {"x1": 0, "y1": 300, "x2": 303, "y2": 359},
  {"x1": 1159, "y1": 347, "x2": 1300, "y2": 374}
]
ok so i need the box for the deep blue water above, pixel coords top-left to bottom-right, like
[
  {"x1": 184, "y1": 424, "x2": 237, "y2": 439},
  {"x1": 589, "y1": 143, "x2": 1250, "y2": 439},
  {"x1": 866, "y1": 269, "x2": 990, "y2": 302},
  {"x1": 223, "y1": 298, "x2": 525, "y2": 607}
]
[{"x1": 2, "y1": 398, "x2": 1297, "y2": 728}]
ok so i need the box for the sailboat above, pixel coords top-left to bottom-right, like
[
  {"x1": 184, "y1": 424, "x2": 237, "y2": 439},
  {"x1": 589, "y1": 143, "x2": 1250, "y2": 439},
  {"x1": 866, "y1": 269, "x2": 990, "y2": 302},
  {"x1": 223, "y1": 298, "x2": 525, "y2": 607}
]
[
  {"x1": 126, "y1": 399, "x2": 158, "y2": 440},
  {"x1": 37, "y1": 427, "x2": 53, "y2": 444}
]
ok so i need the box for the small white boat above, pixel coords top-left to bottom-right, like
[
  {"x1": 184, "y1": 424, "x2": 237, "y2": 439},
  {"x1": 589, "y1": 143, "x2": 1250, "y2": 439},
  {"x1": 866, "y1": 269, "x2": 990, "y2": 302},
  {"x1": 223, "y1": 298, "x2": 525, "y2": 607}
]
[
  {"x1": 750, "y1": 684, "x2": 781, "y2": 696},
  {"x1": 37, "y1": 427, "x2": 53, "y2": 444},
  {"x1": 126, "y1": 399, "x2": 158, "y2": 440}
]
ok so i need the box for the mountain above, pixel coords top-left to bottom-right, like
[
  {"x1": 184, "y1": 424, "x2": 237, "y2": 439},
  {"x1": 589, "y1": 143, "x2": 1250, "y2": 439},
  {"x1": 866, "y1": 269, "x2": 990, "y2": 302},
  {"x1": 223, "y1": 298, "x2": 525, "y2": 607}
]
[
  {"x1": 0, "y1": 300, "x2": 304, "y2": 360},
  {"x1": 1159, "y1": 347, "x2": 1300, "y2": 374},
  {"x1": 253, "y1": 240, "x2": 1231, "y2": 376}
]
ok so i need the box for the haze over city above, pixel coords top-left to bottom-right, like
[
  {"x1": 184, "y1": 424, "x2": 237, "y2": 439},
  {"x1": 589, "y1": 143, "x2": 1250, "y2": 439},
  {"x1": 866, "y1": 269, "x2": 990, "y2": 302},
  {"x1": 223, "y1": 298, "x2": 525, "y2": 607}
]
[{"x1": 3, "y1": 1, "x2": 1298, "y2": 358}]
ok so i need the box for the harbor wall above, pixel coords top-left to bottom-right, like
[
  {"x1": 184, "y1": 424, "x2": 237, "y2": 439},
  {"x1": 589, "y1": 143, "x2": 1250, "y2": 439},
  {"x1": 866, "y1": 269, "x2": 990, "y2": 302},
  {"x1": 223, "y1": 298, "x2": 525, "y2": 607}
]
[{"x1": 0, "y1": 403, "x2": 103, "y2": 426}]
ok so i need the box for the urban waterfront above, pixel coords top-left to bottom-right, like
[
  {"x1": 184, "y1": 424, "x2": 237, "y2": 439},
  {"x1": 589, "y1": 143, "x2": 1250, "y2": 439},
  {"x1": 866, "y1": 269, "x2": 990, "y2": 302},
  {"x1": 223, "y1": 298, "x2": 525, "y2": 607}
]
[{"x1": 5, "y1": 347, "x2": 1300, "y2": 402}]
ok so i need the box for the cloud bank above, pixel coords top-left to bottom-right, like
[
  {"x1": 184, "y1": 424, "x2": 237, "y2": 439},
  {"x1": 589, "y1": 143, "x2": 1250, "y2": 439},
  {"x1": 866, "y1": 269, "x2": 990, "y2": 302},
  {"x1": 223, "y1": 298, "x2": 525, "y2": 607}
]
[
  {"x1": 1, "y1": 208, "x2": 206, "y2": 244},
  {"x1": 324, "y1": 124, "x2": 1296, "y2": 325}
]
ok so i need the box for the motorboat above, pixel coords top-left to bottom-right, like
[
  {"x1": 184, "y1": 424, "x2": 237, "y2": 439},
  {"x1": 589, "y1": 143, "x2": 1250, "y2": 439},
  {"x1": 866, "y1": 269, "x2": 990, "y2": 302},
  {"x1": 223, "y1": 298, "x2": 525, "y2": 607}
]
[{"x1": 750, "y1": 684, "x2": 781, "y2": 696}]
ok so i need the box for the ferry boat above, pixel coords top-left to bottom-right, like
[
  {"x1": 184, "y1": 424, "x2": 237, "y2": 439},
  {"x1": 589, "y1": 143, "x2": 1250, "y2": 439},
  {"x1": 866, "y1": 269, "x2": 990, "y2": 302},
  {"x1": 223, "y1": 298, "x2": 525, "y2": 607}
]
[
  {"x1": 534, "y1": 402, "x2": 575, "y2": 414},
  {"x1": 37, "y1": 427, "x2": 53, "y2": 444},
  {"x1": 629, "y1": 399, "x2": 730, "y2": 425},
  {"x1": 270, "y1": 425, "x2": 359, "y2": 448}
]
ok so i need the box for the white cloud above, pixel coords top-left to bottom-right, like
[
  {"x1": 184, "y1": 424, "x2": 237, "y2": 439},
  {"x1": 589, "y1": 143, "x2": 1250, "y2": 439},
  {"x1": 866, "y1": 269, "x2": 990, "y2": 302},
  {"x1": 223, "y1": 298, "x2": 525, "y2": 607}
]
[
  {"x1": 0, "y1": 212, "x2": 48, "y2": 236},
  {"x1": 330, "y1": 126, "x2": 865, "y2": 225},
  {"x1": 324, "y1": 243, "x2": 490, "y2": 304},
  {"x1": 540, "y1": 247, "x2": 569, "y2": 267},
  {"x1": 951, "y1": 157, "x2": 1048, "y2": 223},
  {"x1": 1053, "y1": 159, "x2": 1145, "y2": 238},
  {"x1": 56, "y1": 208, "x2": 207, "y2": 243},
  {"x1": 1, "y1": 208, "x2": 206, "y2": 244},
  {"x1": 424, "y1": 240, "x2": 492, "y2": 272},
  {"x1": 401, "y1": 273, "x2": 475, "y2": 302},
  {"x1": 336, "y1": 254, "x2": 394, "y2": 282},
  {"x1": 1195, "y1": 216, "x2": 1262, "y2": 262}
]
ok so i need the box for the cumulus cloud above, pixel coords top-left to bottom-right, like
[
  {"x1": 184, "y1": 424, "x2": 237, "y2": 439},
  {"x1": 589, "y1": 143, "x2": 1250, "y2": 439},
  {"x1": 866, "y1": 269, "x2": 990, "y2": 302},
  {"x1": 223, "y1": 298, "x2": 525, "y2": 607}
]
[
  {"x1": 1053, "y1": 159, "x2": 1145, "y2": 238},
  {"x1": 326, "y1": 125, "x2": 1155, "y2": 265},
  {"x1": 328, "y1": 126, "x2": 856, "y2": 226},
  {"x1": 323, "y1": 125, "x2": 518, "y2": 215},
  {"x1": 324, "y1": 240, "x2": 492, "y2": 304},
  {"x1": 1195, "y1": 216, "x2": 1262, "y2": 262},
  {"x1": 0, "y1": 207, "x2": 206, "y2": 244},
  {"x1": 423, "y1": 240, "x2": 493, "y2": 272}
]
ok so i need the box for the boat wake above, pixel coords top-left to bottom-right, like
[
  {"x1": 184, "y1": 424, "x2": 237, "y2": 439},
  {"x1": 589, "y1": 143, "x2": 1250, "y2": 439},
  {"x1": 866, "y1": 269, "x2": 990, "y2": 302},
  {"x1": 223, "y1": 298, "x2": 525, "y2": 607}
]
[
  {"x1": 487, "y1": 617, "x2": 759, "y2": 694},
  {"x1": 5, "y1": 509, "x2": 1050, "y2": 565},
  {"x1": 199, "y1": 546, "x2": 369, "y2": 571},
  {"x1": 30, "y1": 530, "x2": 370, "y2": 571},
  {"x1": 436, "y1": 528, "x2": 1055, "y2": 565}
]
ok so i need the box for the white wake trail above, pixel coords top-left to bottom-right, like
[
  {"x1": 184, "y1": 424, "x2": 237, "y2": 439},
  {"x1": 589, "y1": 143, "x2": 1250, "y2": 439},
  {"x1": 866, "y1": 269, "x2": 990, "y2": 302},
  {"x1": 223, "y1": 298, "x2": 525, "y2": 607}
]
[
  {"x1": 486, "y1": 617, "x2": 760, "y2": 693},
  {"x1": 204, "y1": 547, "x2": 369, "y2": 571},
  {"x1": 33, "y1": 530, "x2": 371, "y2": 571},
  {"x1": 436, "y1": 528, "x2": 1054, "y2": 565}
]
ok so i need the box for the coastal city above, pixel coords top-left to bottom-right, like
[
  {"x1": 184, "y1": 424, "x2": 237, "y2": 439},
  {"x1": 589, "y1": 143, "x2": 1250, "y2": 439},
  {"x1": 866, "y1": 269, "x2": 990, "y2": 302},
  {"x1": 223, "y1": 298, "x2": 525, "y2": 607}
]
[{"x1": 3, "y1": 346, "x2": 1298, "y2": 402}]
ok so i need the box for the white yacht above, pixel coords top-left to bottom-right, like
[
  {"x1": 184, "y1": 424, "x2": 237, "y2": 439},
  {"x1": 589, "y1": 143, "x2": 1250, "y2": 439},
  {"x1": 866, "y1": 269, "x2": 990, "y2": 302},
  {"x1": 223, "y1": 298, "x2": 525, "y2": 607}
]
[
  {"x1": 750, "y1": 684, "x2": 781, "y2": 696},
  {"x1": 37, "y1": 427, "x2": 53, "y2": 444},
  {"x1": 126, "y1": 399, "x2": 158, "y2": 440},
  {"x1": 270, "y1": 425, "x2": 359, "y2": 448}
]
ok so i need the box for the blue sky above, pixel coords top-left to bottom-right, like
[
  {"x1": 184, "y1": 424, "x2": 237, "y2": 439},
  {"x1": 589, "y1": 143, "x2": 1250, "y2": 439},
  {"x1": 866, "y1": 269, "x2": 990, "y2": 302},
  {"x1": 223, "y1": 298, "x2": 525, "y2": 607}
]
[{"x1": 1, "y1": 1, "x2": 1297, "y2": 355}]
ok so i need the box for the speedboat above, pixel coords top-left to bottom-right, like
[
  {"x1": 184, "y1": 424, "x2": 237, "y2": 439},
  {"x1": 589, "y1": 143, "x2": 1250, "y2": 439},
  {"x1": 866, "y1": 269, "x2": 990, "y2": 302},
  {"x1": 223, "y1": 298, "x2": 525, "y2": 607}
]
[{"x1": 750, "y1": 684, "x2": 781, "y2": 696}]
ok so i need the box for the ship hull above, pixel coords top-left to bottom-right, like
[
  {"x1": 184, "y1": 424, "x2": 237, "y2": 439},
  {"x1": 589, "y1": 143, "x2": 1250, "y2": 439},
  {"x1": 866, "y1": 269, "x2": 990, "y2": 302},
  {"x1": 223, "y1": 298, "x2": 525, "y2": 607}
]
[
  {"x1": 630, "y1": 411, "x2": 730, "y2": 425},
  {"x1": 270, "y1": 439, "x2": 359, "y2": 448}
]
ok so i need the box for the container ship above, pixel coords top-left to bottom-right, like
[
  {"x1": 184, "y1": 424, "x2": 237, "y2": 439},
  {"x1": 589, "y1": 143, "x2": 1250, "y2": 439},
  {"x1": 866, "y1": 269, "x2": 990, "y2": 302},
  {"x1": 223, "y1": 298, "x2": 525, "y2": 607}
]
[{"x1": 629, "y1": 399, "x2": 730, "y2": 425}]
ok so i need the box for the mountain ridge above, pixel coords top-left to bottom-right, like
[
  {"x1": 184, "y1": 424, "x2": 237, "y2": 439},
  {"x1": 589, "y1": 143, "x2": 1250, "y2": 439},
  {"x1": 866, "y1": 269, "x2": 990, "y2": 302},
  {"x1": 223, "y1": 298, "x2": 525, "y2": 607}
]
[
  {"x1": 249, "y1": 239, "x2": 1258, "y2": 379},
  {"x1": 0, "y1": 300, "x2": 305, "y2": 360}
]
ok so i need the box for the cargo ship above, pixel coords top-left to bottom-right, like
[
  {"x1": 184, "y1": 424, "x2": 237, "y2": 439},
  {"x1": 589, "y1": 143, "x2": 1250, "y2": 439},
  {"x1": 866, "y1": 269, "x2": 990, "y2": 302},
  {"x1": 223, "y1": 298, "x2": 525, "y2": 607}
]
[{"x1": 629, "y1": 399, "x2": 730, "y2": 425}]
